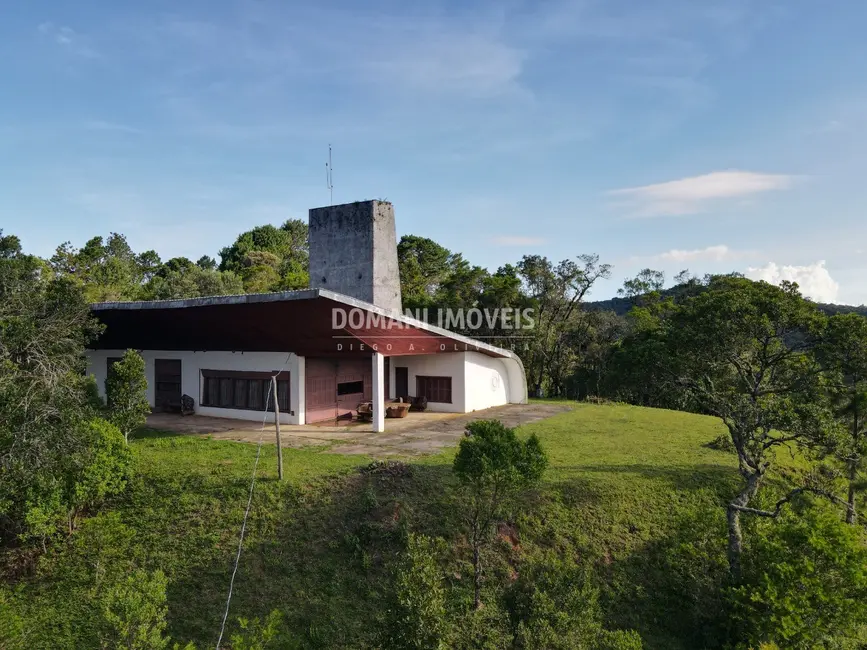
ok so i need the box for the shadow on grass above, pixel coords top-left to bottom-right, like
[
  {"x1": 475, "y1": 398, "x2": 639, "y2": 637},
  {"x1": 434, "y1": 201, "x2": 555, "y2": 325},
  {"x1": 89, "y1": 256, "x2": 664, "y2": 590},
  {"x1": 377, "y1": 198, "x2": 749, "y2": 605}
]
[
  {"x1": 598, "y1": 503, "x2": 733, "y2": 650},
  {"x1": 132, "y1": 427, "x2": 185, "y2": 440},
  {"x1": 124, "y1": 456, "x2": 745, "y2": 649},
  {"x1": 162, "y1": 463, "x2": 461, "y2": 648}
]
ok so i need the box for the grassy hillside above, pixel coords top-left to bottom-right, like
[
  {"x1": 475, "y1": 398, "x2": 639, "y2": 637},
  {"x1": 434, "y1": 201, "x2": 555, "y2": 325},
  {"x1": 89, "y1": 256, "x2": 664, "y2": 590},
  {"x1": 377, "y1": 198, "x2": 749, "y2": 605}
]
[{"x1": 10, "y1": 403, "x2": 796, "y2": 648}]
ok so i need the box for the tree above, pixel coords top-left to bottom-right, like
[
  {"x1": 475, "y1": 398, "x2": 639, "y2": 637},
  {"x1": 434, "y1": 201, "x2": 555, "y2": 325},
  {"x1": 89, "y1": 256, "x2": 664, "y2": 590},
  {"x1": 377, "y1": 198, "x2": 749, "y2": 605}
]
[
  {"x1": 818, "y1": 312, "x2": 867, "y2": 524},
  {"x1": 730, "y1": 503, "x2": 867, "y2": 648},
  {"x1": 0, "y1": 232, "x2": 131, "y2": 545},
  {"x1": 142, "y1": 261, "x2": 243, "y2": 300},
  {"x1": 219, "y1": 221, "x2": 309, "y2": 292},
  {"x1": 569, "y1": 310, "x2": 627, "y2": 399},
  {"x1": 397, "y1": 236, "x2": 452, "y2": 311},
  {"x1": 105, "y1": 349, "x2": 150, "y2": 444},
  {"x1": 50, "y1": 233, "x2": 149, "y2": 302},
  {"x1": 136, "y1": 250, "x2": 162, "y2": 284},
  {"x1": 518, "y1": 254, "x2": 611, "y2": 396},
  {"x1": 240, "y1": 250, "x2": 282, "y2": 294},
  {"x1": 195, "y1": 255, "x2": 216, "y2": 271},
  {"x1": 666, "y1": 277, "x2": 831, "y2": 577},
  {"x1": 474, "y1": 264, "x2": 536, "y2": 351},
  {"x1": 453, "y1": 420, "x2": 548, "y2": 609},
  {"x1": 617, "y1": 268, "x2": 664, "y2": 302}
]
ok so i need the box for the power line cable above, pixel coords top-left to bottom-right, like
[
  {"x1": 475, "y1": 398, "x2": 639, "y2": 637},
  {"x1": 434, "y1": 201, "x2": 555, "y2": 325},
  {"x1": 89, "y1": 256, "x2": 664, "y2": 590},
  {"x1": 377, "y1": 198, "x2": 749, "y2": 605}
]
[{"x1": 214, "y1": 354, "x2": 291, "y2": 649}]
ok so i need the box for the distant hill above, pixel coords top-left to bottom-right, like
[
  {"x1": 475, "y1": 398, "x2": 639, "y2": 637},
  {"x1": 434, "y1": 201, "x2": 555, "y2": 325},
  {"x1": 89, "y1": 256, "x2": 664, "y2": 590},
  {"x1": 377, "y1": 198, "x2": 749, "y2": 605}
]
[
  {"x1": 586, "y1": 294, "x2": 867, "y2": 318},
  {"x1": 813, "y1": 302, "x2": 867, "y2": 316},
  {"x1": 584, "y1": 295, "x2": 634, "y2": 316}
]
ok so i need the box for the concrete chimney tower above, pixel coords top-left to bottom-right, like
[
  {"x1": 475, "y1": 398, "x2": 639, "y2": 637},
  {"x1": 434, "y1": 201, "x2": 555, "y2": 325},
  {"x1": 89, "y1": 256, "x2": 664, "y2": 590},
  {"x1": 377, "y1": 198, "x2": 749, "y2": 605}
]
[{"x1": 308, "y1": 200, "x2": 403, "y2": 313}]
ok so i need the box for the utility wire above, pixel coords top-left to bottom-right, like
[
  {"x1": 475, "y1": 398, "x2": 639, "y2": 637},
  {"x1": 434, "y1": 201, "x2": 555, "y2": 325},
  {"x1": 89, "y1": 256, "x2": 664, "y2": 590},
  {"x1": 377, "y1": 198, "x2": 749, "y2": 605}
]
[{"x1": 215, "y1": 355, "x2": 291, "y2": 650}]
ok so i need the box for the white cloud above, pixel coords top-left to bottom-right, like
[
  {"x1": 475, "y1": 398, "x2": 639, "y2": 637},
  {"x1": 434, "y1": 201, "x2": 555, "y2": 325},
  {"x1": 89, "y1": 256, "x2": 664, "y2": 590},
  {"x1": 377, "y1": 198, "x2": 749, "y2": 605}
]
[
  {"x1": 610, "y1": 170, "x2": 795, "y2": 217},
  {"x1": 746, "y1": 260, "x2": 840, "y2": 303},
  {"x1": 657, "y1": 244, "x2": 735, "y2": 263},
  {"x1": 490, "y1": 235, "x2": 546, "y2": 246},
  {"x1": 37, "y1": 22, "x2": 98, "y2": 58}
]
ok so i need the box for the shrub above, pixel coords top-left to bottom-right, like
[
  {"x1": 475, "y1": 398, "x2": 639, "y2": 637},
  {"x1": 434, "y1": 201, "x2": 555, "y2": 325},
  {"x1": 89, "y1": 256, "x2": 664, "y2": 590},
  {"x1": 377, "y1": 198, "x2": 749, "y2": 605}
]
[
  {"x1": 730, "y1": 503, "x2": 867, "y2": 648},
  {"x1": 9, "y1": 513, "x2": 177, "y2": 649},
  {"x1": 105, "y1": 349, "x2": 150, "y2": 443},
  {"x1": 507, "y1": 553, "x2": 643, "y2": 650},
  {"x1": 448, "y1": 603, "x2": 512, "y2": 650},
  {"x1": 0, "y1": 586, "x2": 25, "y2": 649},
  {"x1": 454, "y1": 420, "x2": 548, "y2": 609},
  {"x1": 230, "y1": 610, "x2": 284, "y2": 650},
  {"x1": 99, "y1": 568, "x2": 170, "y2": 649},
  {"x1": 705, "y1": 433, "x2": 736, "y2": 453},
  {"x1": 17, "y1": 418, "x2": 130, "y2": 546},
  {"x1": 383, "y1": 533, "x2": 448, "y2": 650},
  {"x1": 70, "y1": 418, "x2": 131, "y2": 524}
]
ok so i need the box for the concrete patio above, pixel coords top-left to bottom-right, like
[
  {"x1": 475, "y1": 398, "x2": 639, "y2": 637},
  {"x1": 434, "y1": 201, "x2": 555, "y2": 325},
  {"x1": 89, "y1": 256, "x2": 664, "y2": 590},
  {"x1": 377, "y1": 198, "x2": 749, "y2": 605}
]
[{"x1": 143, "y1": 402, "x2": 572, "y2": 457}]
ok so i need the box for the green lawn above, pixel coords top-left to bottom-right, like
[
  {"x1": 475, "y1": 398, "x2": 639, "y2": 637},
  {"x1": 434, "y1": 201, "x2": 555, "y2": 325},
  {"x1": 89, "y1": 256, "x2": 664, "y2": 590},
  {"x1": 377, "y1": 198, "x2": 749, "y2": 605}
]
[{"x1": 13, "y1": 403, "x2": 787, "y2": 648}]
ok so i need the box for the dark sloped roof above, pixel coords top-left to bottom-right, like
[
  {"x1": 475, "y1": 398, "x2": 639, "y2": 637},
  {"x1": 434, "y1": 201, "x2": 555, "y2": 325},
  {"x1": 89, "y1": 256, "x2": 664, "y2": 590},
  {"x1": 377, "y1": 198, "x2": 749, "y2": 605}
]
[{"x1": 90, "y1": 289, "x2": 518, "y2": 360}]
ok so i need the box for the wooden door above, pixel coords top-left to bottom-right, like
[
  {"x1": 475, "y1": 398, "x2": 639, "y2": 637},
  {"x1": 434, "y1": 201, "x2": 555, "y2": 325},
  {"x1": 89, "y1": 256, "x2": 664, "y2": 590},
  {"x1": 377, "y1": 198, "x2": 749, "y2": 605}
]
[
  {"x1": 305, "y1": 358, "x2": 338, "y2": 423},
  {"x1": 395, "y1": 367, "x2": 409, "y2": 399},
  {"x1": 154, "y1": 359, "x2": 182, "y2": 413}
]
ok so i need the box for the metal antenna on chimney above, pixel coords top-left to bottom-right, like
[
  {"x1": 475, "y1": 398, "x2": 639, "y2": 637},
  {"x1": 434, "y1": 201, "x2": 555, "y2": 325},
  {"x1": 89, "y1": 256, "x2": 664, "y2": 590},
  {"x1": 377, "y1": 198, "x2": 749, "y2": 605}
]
[{"x1": 325, "y1": 144, "x2": 333, "y2": 206}]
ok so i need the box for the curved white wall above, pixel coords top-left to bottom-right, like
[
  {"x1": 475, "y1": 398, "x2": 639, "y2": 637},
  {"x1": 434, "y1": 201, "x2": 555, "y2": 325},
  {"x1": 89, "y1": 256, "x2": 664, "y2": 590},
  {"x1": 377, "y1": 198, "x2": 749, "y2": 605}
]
[
  {"x1": 464, "y1": 352, "x2": 510, "y2": 412},
  {"x1": 394, "y1": 351, "x2": 524, "y2": 413}
]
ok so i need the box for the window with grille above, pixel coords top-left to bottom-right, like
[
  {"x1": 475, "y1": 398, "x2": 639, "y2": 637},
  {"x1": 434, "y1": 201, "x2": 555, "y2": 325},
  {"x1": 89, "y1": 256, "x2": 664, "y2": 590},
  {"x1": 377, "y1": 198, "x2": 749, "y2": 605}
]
[
  {"x1": 416, "y1": 376, "x2": 452, "y2": 403},
  {"x1": 200, "y1": 370, "x2": 289, "y2": 412}
]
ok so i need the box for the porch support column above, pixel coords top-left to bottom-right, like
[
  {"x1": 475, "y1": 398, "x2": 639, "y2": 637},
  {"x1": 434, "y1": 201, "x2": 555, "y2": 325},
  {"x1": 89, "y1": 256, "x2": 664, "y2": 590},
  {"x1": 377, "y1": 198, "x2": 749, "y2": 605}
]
[
  {"x1": 372, "y1": 352, "x2": 385, "y2": 433},
  {"x1": 293, "y1": 355, "x2": 306, "y2": 425}
]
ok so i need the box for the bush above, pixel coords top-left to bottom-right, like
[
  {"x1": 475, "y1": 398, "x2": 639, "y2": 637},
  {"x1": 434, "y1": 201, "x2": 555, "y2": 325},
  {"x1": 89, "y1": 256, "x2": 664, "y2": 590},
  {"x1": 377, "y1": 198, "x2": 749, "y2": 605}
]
[
  {"x1": 105, "y1": 349, "x2": 150, "y2": 443},
  {"x1": 6, "y1": 513, "x2": 179, "y2": 649},
  {"x1": 507, "y1": 553, "x2": 642, "y2": 650},
  {"x1": 705, "y1": 433, "x2": 736, "y2": 453},
  {"x1": 230, "y1": 610, "x2": 284, "y2": 650},
  {"x1": 16, "y1": 418, "x2": 130, "y2": 547},
  {"x1": 448, "y1": 604, "x2": 512, "y2": 650},
  {"x1": 99, "y1": 568, "x2": 170, "y2": 649},
  {"x1": 0, "y1": 586, "x2": 25, "y2": 649},
  {"x1": 383, "y1": 533, "x2": 448, "y2": 650},
  {"x1": 730, "y1": 503, "x2": 867, "y2": 648},
  {"x1": 71, "y1": 419, "x2": 131, "y2": 520}
]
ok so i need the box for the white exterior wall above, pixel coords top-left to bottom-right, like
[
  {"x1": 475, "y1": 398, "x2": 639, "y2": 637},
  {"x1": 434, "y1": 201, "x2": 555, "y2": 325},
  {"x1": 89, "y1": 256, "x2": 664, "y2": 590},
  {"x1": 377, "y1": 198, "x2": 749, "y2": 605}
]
[
  {"x1": 85, "y1": 349, "x2": 304, "y2": 424},
  {"x1": 396, "y1": 353, "x2": 468, "y2": 412},
  {"x1": 463, "y1": 352, "x2": 510, "y2": 412},
  {"x1": 395, "y1": 351, "x2": 515, "y2": 413}
]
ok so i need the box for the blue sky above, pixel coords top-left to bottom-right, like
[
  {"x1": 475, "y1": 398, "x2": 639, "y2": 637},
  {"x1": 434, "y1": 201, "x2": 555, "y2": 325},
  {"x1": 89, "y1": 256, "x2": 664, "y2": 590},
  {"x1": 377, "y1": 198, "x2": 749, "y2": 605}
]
[{"x1": 2, "y1": 0, "x2": 866, "y2": 303}]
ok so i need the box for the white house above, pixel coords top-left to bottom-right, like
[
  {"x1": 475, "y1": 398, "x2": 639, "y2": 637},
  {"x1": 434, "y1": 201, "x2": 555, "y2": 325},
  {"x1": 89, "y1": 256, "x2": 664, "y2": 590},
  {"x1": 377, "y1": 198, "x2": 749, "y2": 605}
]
[{"x1": 85, "y1": 201, "x2": 528, "y2": 432}]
